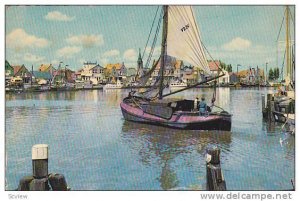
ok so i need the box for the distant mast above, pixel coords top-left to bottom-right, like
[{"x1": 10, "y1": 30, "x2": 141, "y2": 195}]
[
  {"x1": 159, "y1": 5, "x2": 168, "y2": 100},
  {"x1": 285, "y1": 5, "x2": 290, "y2": 85}
]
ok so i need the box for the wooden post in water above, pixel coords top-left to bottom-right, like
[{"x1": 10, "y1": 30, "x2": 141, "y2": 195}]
[
  {"x1": 49, "y1": 173, "x2": 69, "y2": 191},
  {"x1": 267, "y1": 94, "x2": 272, "y2": 121},
  {"x1": 17, "y1": 144, "x2": 69, "y2": 191},
  {"x1": 18, "y1": 144, "x2": 49, "y2": 190},
  {"x1": 206, "y1": 145, "x2": 226, "y2": 191},
  {"x1": 262, "y1": 94, "x2": 266, "y2": 118},
  {"x1": 270, "y1": 98, "x2": 275, "y2": 122},
  {"x1": 30, "y1": 144, "x2": 49, "y2": 190},
  {"x1": 32, "y1": 144, "x2": 48, "y2": 178},
  {"x1": 262, "y1": 94, "x2": 265, "y2": 111}
]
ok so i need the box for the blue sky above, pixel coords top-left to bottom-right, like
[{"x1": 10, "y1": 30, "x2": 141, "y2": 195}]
[{"x1": 5, "y1": 5, "x2": 295, "y2": 72}]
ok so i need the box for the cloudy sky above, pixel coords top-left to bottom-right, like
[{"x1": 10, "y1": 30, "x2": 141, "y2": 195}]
[{"x1": 5, "y1": 5, "x2": 294, "y2": 72}]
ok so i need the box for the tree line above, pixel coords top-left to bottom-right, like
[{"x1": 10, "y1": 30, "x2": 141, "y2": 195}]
[{"x1": 268, "y1": 67, "x2": 280, "y2": 80}]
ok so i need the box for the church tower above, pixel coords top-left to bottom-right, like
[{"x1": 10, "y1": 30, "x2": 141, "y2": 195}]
[{"x1": 137, "y1": 48, "x2": 143, "y2": 76}]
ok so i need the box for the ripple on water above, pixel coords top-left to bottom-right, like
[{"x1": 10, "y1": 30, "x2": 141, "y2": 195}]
[{"x1": 5, "y1": 88, "x2": 294, "y2": 190}]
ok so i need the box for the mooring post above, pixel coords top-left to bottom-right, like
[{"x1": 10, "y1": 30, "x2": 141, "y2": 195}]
[
  {"x1": 17, "y1": 176, "x2": 34, "y2": 191},
  {"x1": 32, "y1": 144, "x2": 48, "y2": 178},
  {"x1": 261, "y1": 94, "x2": 265, "y2": 111},
  {"x1": 17, "y1": 144, "x2": 69, "y2": 191},
  {"x1": 266, "y1": 94, "x2": 272, "y2": 121},
  {"x1": 206, "y1": 145, "x2": 226, "y2": 191},
  {"x1": 270, "y1": 96, "x2": 275, "y2": 122},
  {"x1": 262, "y1": 94, "x2": 266, "y2": 118},
  {"x1": 30, "y1": 144, "x2": 49, "y2": 190},
  {"x1": 48, "y1": 173, "x2": 69, "y2": 191}
]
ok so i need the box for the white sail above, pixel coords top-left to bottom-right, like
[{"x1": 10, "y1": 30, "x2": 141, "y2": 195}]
[{"x1": 167, "y1": 6, "x2": 211, "y2": 75}]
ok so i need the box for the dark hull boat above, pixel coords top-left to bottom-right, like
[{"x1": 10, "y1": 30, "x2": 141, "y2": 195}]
[
  {"x1": 120, "y1": 6, "x2": 232, "y2": 131},
  {"x1": 240, "y1": 82, "x2": 258, "y2": 87},
  {"x1": 121, "y1": 98, "x2": 231, "y2": 131}
]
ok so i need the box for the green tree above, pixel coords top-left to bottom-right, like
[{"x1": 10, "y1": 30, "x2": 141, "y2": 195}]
[
  {"x1": 274, "y1": 67, "x2": 279, "y2": 80},
  {"x1": 226, "y1": 64, "x2": 232, "y2": 72},
  {"x1": 219, "y1": 60, "x2": 226, "y2": 70},
  {"x1": 269, "y1": 68, "x2": 274, "y2": 80}
]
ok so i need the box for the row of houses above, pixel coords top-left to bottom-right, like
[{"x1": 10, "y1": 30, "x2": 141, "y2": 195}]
[{"x1": 5, "y1": 55, "x2": 266, "y2": 87}]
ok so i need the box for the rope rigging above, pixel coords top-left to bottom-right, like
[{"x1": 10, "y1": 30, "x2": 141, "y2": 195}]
[
  {"x1": 142, "y1": 6, "x2": 160, "y2": 59},
  {"x1": 280, "y1": 47, "x2": 286, "y2": 81},
  {"x1": 145, "y1": 8, "x2": 163, "y2": 69}
]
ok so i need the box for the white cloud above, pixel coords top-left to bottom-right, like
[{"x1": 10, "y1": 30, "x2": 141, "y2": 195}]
[
  {"x1": 124, "y1": 62, "x2": 137, "y2": 68},
  {"x1": 123, "y1": 49, "x2": 137, "y2": 61},
  {"x1": 144, "y1": 46, "x2": 161, "y2": 58},
  {"x1": 78, "y1": 59, "x2": 86, "y2": 65},
  {"x1": 23, "y1": 53, "x2": 45, "y2": 63},
  {"x1": 222, "y1": 37, "x2": 251, "y2": 51},
  {"x1": 45, "y1": 11, "x2": 75, "y2": 21},
  {"x1": 6, "y1": 28, "x2": 49, "y2": 51},
  {"x1": 102, "y1": 49, "x2": 120, "y2": 58},
  {"x1": 100, "y1": 58, "x2": 109, "y2": 65},
  {"x1": 57, "y1": 46, "x2": 81, "y2": 58},
  {"x1": 66, "y1": 34, "x2": 104, "y2": 48}
]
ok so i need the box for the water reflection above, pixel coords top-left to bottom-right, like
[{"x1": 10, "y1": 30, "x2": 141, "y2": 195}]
[
  {"x1": 104, "y1": 89, "x2": 124, "y2": 106},
  {"x1": 216, "y1": 88, "x2": 230, "y2": 110},
  {"x1": 121, "y1": 121, "x2": 232, "y2": 190}
]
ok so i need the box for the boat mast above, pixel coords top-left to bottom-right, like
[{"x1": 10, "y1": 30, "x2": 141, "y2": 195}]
[
  {"x1": 285, "y1": 5, "x2": 290, "y2": 85},
  {"x1": 159, "y1": 5, "x2": 168, "y2": 99}
]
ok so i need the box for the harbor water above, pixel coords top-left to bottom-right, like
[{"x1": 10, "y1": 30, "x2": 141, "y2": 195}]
[{"x1": 5, "y1": 88, "x2": 295, "y2": 190}]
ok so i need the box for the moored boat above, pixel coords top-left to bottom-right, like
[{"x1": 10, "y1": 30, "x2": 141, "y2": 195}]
[
  {"x1": 121, "y1": 97, "x2": 231, "y2": 130},
  {"x1": 169, "y1": 81, "x2": 188, "y2": 89},
  {"x1": 120, "y1": 5, "x2": 232, "y2": 131},
  {"x1": 104, "y1": 79, "x2": 123, "y2": 90}
]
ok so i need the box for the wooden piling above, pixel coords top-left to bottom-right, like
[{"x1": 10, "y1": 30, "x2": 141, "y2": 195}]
[
  {"x1": 17, "y1": 176, "x2": 34, "y2": 191},
  {"x1": 206, "y1": 145, "x2": 226, "y2": 191},
  {"x1": 32, "y1": 144, "x2": 48, "y2": 179},
  {"x1": 29, "y1": 178, "x2": 50, "y2": 191},
  {"x1": 262, "y1": 94, "x2": 267, "y2": 118},
  {"x1": 261, "y1": 94, "x2": 265, "y2": 111},
  {"x1": 17, "y1": 144, "x2": 69, "y2": 191},
  {"x1": 267, "y1": 94, "x2": 271, "y2": 121},
  {"x1": 49, "y1": 173, "x2": 69, "y2": 191},
  {"x1": 270, "y1": 99, "x2": 275, "y2": 122}
]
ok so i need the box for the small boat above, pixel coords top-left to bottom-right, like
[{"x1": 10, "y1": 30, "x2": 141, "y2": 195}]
[
  {"x1": 120, "y1": 6, "x2": 232, "y2": 131},
  {"x1": 240, "y1": 82, "x2": 258, "y2": 87},
  {"x1": 121, "y1": 98, "x2": 231, "y2": 130},
  {"x1": 169, "y1": 81, "x2": 188, "y2": 89},
  {"x1": 104, "y1": 80, "x2": 123, "y2": 90},
  {"x1": 283, "y1": 114, "x2": 295, "y2": 135}
]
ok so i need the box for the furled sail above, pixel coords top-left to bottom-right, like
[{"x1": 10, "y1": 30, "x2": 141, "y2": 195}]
[{"x1": 167, "y1": 6, "x2": 211, "y2": 75}]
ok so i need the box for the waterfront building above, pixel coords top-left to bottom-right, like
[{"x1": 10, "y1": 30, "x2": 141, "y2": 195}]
[
  {"x1": 80, "y1": 62, "x2": 98, "y2": 82},
  {"x1": 229, "y1": 72, "x2": 239, "y2": 84},
  {"x1": 137, "y1": 49, "x2": 144, "y2": 77},
  {"x1": 237, "y1": 68, "x2": 264, "y2": 85},
  {"x1": 5, "y1": 60, "x2": 14, "y2": 85},
  {"x1": 126, "y1": 68, "x2": 137, "y2": 85},
  {"x1": 208, "y1": 61, "x2": 230, "y2": 84},
  {"x1": 5, "y1": 60, "x2": 14, "y2": 76},
  {"x1": 173, "y1": 60, "x2": 184, "y2": 81},
  {"x1": 152, "y1": 55, "x2": 177, "y2": 79},
  {"x1": 90, "y1": 64, "x2": 105, "y2": 84},
  {"x1": 105, "y1": 62, "x2": 127, "y2": 83},
  {"x1": 39, "y1": 64, "x2": 56, "y2": 73},
  {"x1": 12, "y1": 64, "x2": 31, "y2": 84},
  {"x1": 182, "y1": 66, "x2": 198, "y2": 85},
  {"x1": 32, "y1": 71, "x2": 52, "y2": 85}
]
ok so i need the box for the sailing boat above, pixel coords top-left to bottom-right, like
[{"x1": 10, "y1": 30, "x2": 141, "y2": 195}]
[
  {"x1": 120, "y1": 6, "x2": 232, "y2": 131},
  {"x1": 51, "y1": 62, "x2": 68, "y2": 91}
]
